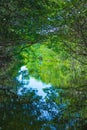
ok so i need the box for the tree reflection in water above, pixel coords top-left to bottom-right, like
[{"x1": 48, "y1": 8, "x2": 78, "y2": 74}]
[
  {"x1": 0, "y1": 88, "x2": 87, "y2": 130},
  {"x1": 0, "y1": 67, "x2": 87, "y2": 130}
]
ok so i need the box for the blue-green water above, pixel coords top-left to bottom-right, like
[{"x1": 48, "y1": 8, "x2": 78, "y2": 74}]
[{"x1": 0, "y1": 66, "x2": 87, "y2": 130}]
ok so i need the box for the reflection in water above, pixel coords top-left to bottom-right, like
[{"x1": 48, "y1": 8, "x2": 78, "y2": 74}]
[
  {"x1": 17, "y1": 66, "x2": 51, "y2": 97},
  {"x1": 0, "y1": 66, "x2": 87, "y2": 130}
]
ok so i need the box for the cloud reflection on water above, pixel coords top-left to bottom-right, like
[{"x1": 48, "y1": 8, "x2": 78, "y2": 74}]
[{"x1": 17, "y1": 66, "x2": 51, "y2": 98}]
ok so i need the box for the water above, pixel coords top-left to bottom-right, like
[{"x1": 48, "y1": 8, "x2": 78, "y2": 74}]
[
  {"x1": 17, "y1": 66, "x2": 51, "y2": 98},
  {"x1": 0, "y1": 66, "x2": 87, "y2": 130}
]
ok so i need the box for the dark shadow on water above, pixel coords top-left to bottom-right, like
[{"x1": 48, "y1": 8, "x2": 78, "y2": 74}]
[
  {"x1": 0, "y1": 87, "x2": 87, "y2": 130},
  {"x1": 0, "y1": 66, "x2": 87, "y2": 130}
]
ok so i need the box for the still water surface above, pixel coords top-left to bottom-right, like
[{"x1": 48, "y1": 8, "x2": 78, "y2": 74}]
[
  {"x1": 17, "y1": 66, "x2": 51, "y2": 97},
  {"x1": 0, "y1": 66, "x2": 86, "y2": 130}
]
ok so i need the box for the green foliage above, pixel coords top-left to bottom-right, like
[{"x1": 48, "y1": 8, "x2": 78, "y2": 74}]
[
  {"x1": 21, "y1": 43, "x2": 86, "y2": 88},
  {"x1": 0, "y1": 0, "x2": 87, "y2": 90},
  {"x1": 0, "y1": 1, "x2": 87, "y2": 129}
]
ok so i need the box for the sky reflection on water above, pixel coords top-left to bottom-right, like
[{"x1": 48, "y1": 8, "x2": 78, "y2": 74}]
[
  {"x1": 0, "y1": 66, "x2": 85, "y2": 130},
  {"x1": 17, "y1": 66, "x2": 51, "y2": 98}
]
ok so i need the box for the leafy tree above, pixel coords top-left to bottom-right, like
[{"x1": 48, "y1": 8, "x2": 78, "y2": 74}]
[
  {"x1": 0, "y1": 1, "x2": 87, "y2": 129},
  {"x1": 0, "y1": 0, "x2": 57, "y2": 88}
]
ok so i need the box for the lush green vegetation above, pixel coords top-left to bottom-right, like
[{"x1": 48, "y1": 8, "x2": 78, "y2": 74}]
[
  {"x1": 0, "y1": 0, "x2": 87, "y2": 129},
  {"x1": 0, "y1": 0, "x2": 87, "y2": 86}
]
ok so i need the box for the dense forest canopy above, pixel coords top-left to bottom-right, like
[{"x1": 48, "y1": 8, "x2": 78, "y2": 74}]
[
  {"x1": 0, "y1": 0, "x2": 87, "y2": 86},
  {"x1": 0, "y1": 0, "x2": 87, "y2": 129}
]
